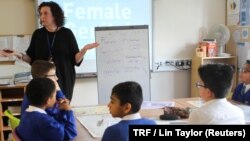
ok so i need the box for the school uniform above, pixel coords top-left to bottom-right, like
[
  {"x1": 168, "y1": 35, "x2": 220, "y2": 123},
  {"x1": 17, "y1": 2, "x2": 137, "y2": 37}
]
[
  {"x1": 101, "y1": 113, "x2": 156, "y2": 141},
  {"x1": 20, "y1": 90, "x2": 65, "y2": 116},
  {"x1": 232, "y1": 83, "x2": 250, "y2": 105},
  {"x1": 16, "y1": 106, "x2": 77, "y2": 141},
  {"x1": 188, "y1": 98, "x2": 245, "y2": 124}
]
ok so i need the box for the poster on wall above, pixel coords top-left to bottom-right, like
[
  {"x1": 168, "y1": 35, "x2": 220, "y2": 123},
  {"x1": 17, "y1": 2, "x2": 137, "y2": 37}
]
[
  {"x1": 227, "y1": 0, "x2": 240, "y2": 25},
  {"x1": 237, "y1": 42, "x2": 250, "y2": 68}
]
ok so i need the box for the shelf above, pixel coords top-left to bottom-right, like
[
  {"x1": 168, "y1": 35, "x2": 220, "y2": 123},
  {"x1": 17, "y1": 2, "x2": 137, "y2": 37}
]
[
  {"x1": 202, "y1": 56, "x2": 236, "y2": 59},
  {"x1": 0, "y1": 84, "x2": 26, "y2": 89},
  {"x1": 0, "y1": 98, "x2": 23, "y2": 102},
  {"x1": 2, "y1": 112, "x2": 20, "y2": 117},
  {"x1": 2, "y1": 126, "x2": 11, "y2": 131}
]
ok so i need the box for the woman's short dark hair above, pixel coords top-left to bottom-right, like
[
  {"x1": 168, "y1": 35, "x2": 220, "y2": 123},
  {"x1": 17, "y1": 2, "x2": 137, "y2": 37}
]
[
  {"x1": 111, "y1": 81, "x2": 143, "y2": 113},
  {"x1": 38, "y1": 1, "x2": 65, "y2": 27},
  {"x1": 198, "y1": 63, "x2": 234, "y2": 98}
]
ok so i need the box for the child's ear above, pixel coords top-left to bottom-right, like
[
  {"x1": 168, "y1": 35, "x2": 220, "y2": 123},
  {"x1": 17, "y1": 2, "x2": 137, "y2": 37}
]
[
  {"x1": 45, "y1": 97, "x2": 53, "y2": 107},
  {"x1": 123, "y1": 103, "x2": 132, "y2": 114},
  {"x1": 207, "y1": 88, "x2": 215, "y2": 98}
]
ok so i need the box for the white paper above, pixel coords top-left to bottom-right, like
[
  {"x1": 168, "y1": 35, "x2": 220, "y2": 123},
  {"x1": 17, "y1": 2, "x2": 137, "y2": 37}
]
[
  {"x1": 76, "y1": 114, "x2": 121, "y2": 138},
  {"x1": 141, "y1": 101, "x2": 175, "y2": 109},
  {"x1": 73, "y1": 105, "x2": 109, "y2": 116}
]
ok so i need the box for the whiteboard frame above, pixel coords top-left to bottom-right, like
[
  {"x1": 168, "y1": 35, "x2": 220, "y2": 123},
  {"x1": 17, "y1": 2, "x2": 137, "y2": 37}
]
[{"x1": 95, "y1": 25, "x2": 151, "y2": 104}]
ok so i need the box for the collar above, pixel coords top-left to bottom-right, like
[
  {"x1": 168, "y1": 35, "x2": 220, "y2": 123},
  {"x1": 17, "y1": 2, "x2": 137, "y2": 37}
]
[
  {"x1": 25, "y1": 105, "x2": 47, "y2": 114},
  {"x1": 244, "y1": 84, "x2": 250, "y2": 93},
  {"x1": 122, "y1": 113, "x2": 141, "y2": 120},
  {"x1": 204, "y1": 98, "x2": 227, "y2": 105}
]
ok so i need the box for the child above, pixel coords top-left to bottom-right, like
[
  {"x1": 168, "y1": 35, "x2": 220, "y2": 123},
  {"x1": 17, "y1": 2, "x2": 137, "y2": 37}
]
[
  {"x1": 232, "y1": 60, "x2": 250, "y2": 105},
  {"x1": 21, "y1": 60, "x2": 65, "y2": 117},
  {"x1": 16, "y1": 78, "x2": 77, "y2": 140},
  {"x1": 102, "y1": 81, "x2": 156, "y2": 141},
  {"x1": 188, "y1": 63, "x2": 245, "y2": 124}
]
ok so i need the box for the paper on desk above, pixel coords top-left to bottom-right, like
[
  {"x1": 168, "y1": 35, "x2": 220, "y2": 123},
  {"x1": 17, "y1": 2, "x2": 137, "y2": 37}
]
[
  {"x1": 187, "y1": 100, "x2": 204, "y2": 108},
  {"x1": 73, "y1": 105, "x2": 109, "y2": 116},
  {"x1": 77, "y1": 114, "x2": 121, "y2": 138},
  {"x1": 141, "y1": 101, "x2": 175, "y2": 109}
]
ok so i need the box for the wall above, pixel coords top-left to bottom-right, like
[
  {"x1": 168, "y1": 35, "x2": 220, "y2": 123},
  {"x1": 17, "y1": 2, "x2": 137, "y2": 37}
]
[
  {"x1": 0, "y1": 0, "x2": 226, "y2": 106},
  {"x1": 0, "y1": 0, "x2": 36, "y2": 35}
]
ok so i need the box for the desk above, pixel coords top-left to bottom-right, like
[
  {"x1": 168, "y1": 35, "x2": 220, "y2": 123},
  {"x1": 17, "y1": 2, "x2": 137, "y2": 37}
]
[
  {"x1": 73, "y1": 97, "x2": 200, "y2": 141},
  {"x1": 74, "y1": 98, "x2": 250, "y2": 141}
]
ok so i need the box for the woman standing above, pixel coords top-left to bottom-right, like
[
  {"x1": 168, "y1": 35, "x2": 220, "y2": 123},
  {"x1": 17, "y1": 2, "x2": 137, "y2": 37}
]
[{"x1": 12, "y1": 1, "x2": 99, "y2": 101}]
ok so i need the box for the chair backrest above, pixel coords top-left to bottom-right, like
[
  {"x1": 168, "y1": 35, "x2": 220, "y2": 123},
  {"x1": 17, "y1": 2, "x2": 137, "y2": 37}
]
[
  {"x1": 4, "y1": 110, "x2": 20, "y2": 129},
  {"x1": 12, "y1": 128, "x2": 22, "y2": 141}
]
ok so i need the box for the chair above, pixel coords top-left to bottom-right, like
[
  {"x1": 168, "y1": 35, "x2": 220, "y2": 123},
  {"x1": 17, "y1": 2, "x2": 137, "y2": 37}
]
[{"x1": 4, "y1": 110, "x2": 21, "y2": 141}]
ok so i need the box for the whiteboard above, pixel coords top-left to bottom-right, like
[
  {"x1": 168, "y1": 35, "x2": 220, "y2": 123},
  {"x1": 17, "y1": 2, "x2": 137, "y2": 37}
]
[{"x1": 96, "y1": 25, "x2": 151, "y2": 104}]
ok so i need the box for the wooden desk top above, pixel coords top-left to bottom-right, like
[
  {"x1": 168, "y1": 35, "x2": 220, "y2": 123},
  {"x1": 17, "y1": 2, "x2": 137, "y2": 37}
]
[{"x1": 73, "y1": 97, "x2": 200, "y2": 141}]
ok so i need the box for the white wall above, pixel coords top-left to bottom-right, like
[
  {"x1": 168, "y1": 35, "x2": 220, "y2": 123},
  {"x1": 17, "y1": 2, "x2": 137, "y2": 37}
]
[
  {"x1": 0, "y1": 0, "x2": 226, "y2": 106},
  {"x1": 71, "y1": 0, "x2": 226, "y2": 106}
]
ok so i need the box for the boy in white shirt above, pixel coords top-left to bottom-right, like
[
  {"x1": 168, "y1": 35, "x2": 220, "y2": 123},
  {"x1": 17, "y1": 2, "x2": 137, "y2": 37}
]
[{"x1": 188, "y1": 63, "x2": 245, "y2": 124}]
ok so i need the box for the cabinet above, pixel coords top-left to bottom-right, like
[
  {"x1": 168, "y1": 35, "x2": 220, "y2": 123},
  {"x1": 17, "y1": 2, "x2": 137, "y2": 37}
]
[
  {"x1": 0, "y1": 84, "x2": 26, "y2": 141},
  {"x1": 191, "y1": 56, "x2": 237, "y2": 97}
]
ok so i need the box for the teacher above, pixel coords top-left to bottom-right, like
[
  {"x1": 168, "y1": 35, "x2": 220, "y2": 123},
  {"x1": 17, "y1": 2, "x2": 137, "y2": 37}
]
[{"x1": 12, "y1": 1, "x2": 99, "y2": 101}]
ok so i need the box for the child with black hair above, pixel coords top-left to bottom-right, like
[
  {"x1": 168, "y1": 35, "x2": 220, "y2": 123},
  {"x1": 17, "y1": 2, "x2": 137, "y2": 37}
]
[
  {"x1": 232, "y1": 60, "x2": 250, "y2": 105},
  {"x1": 188, "y1": 63, "x2": 245, "y2": 124},
  {"x1": 16, "y1": 78, "x2": 77, "y2": 141},
  {"x1": 102, "y1": 81, "x2": 156, "y2": 141}
]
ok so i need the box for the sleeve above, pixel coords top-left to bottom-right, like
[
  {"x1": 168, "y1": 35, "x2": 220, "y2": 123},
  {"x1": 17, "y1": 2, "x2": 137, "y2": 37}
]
[
  {"x1": 56, "y1": 110, "x2": 77, "y2": 140},
  {"x1": 20, "y1": 95, "x2": 29, "y2": 116},
  {"x1": 67, "y1": 29, "x2": 82, "y2": 66},
  {"x1": 102, "y1": 127, "x2": 115, "y2": 141},
  {"x1": 232, "y1": 84, "x2": 241, "y2": 101},
  {"x1": 56, "y1": 90, "x2": 65, "y2": 99},
  {"x1": 26, "y1": 30, "x2": 38, "y2": 63},
  {"x1": 39, "y1": 117, "x2": 65, "y2": 141}
]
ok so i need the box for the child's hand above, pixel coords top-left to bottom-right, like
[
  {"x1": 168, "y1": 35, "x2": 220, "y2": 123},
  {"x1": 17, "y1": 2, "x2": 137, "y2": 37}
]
[{"x1": 58, "y1": 98, "x2": 71, "y2": 111}]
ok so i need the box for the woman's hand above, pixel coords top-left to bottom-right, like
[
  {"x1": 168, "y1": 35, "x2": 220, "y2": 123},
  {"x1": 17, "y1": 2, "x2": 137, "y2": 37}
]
[
  {"x1": 75, "y1": 42, "x2": 99, "y2": 63},
  {"x1": 80, "y1": 42, "x2": 99, "y2": 54}
]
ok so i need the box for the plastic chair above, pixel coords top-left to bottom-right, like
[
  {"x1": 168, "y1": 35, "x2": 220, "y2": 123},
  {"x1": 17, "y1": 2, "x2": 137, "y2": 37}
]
[
  {"x1": 12, "y1": 128, "x2": 22, "y2": 141},
  {"x1": 4, "y1": 110, "x2": 21, "y2": 141},
  {"x1": 4, "y1": 110, "x2": 20, "y2": 129}
]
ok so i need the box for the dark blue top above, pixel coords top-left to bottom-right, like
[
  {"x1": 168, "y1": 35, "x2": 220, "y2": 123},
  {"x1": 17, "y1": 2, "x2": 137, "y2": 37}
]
[
  {"x1": 21, "y1": 90, "x2": 65, "y2": 117},
  {"x1": 232, "y1": 83, "x2": 250, "y2": 105},
  {"x1": 16, "y1": 110, "x2": 77, "y2": 141},
  {"x1": 102, "y1": 118, "x2": 156, "y2": 141}
]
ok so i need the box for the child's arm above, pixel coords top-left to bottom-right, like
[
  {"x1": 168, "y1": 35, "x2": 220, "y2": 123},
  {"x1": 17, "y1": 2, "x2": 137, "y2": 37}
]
[{"x1": 55, "y1": 99, "x2": 77, "y2": 140}]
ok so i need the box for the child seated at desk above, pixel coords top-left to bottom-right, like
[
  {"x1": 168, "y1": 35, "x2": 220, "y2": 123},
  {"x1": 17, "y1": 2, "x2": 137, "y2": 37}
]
[
  {"x1": 16, "y1": 78, "x2": 77, "y2": 141},
  {"x1": 232, "y1": 60, "x2": 250, "y2": 105},
  {"x1": 102, "y1": 81, "x2": 156, "y2": 141},
  {"x1": 188, "y1": 63, "x2": 245, "y2": 124},
  {"x1": 21, "y1": 60, "x2": 65, "y2": 117}
]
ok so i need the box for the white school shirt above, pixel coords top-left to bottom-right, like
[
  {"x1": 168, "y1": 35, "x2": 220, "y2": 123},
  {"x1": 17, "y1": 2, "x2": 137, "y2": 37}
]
[{"x1": 188, "y1": 98, "x2": 245, "y2": 124}]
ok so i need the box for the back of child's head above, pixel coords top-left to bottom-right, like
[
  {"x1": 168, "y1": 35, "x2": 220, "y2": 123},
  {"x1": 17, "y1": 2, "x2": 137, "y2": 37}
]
[
  {"x1": 26, "y1": 78, "x2": 56, "y2": 107},
  {"x1": 111, "y1": 81, "x2": 143, "y2": 113},
  {"x1": 31, "y1": 60, "x2": 55, "y2": 78},
  {"x1": 198, "y1": 63, "x2": 234, "y2": 98}
]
